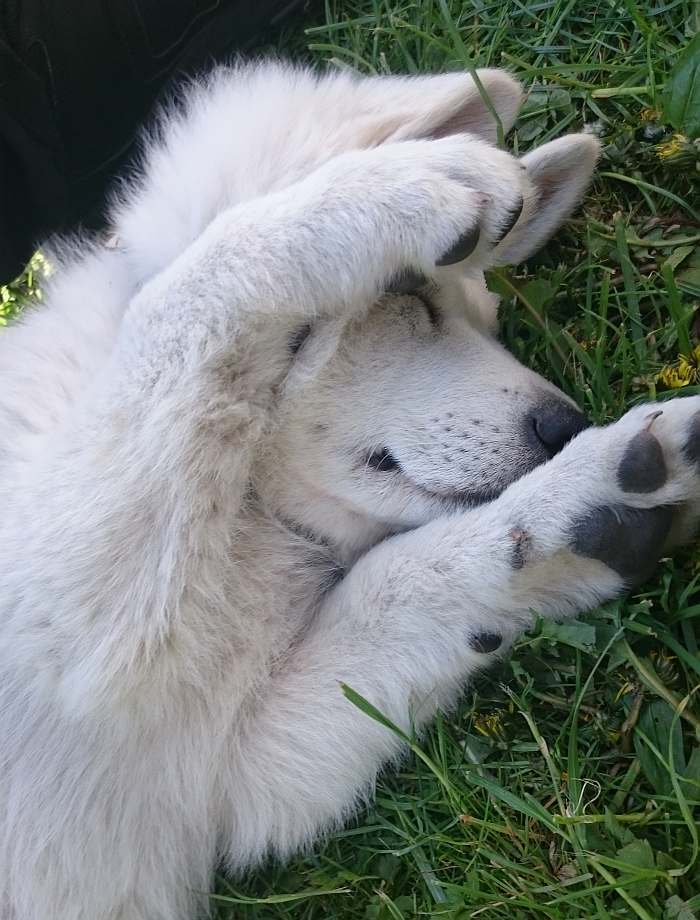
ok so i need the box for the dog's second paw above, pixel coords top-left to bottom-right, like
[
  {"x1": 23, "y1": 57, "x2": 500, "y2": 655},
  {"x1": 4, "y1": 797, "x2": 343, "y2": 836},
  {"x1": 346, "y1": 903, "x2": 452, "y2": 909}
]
[
  {"x1": 565, "y1": 398, "x2": 700, "y2": 583},
  {"x1": 502, "y1": 397, "x2": 700, "y2": 589},
  {"x1": 309, "y1": 134, "x2": 526, "y2": 281}
]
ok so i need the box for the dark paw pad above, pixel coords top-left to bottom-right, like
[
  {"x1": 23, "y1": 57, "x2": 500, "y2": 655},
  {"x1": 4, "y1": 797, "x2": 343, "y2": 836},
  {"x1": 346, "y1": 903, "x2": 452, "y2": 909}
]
[
  {"x1": 469, "y1": 632, "x2": 502, "y2": 653},
  {"x1": 437, "y1": 227, "x2": 480, "y2": 266},
  {"x1": 571, "y1": 504, "x2": 674, "y2": 584},
  {"x1": 617, "y1": 430, "x2": 666, "y2": 493},
  {"x1": 683, "y1": 410, "x2": 700, "y2": 471}
]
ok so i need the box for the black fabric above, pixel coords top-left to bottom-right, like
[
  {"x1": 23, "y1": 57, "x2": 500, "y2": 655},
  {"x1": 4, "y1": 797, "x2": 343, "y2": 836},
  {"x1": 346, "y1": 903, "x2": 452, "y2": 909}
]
[{"x1": 0, "y1": 0, "x2": 305, "y2": 282}]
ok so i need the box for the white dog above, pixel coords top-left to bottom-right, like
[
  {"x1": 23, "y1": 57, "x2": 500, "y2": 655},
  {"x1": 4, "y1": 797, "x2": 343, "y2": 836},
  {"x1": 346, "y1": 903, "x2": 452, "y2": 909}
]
[{"x1": 1, "y1": 61, "x2": 699, "y2": 920}]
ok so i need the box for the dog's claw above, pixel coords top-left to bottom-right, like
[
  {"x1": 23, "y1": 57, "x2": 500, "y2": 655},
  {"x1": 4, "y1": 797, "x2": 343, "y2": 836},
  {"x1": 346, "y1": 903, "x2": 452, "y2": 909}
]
[
  {"x1": 437, "y1": 227, "x2": 480, "y2": 266},
  {"x1": 494, "y1": 196, "x2": 523, "y2": 243}
]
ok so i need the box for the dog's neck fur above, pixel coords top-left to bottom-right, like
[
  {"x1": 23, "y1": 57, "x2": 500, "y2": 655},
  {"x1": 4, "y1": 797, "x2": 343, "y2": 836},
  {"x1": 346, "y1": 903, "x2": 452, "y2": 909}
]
[
  {"x1": 233, "y1": 494, "x2": 346, "y2": 620},
  {"x1": 243, "y1": 487, "x2": 391, "y2": 592},
  {"x1": 249, "y1": 456, "x2": 397, "y2": 570}
]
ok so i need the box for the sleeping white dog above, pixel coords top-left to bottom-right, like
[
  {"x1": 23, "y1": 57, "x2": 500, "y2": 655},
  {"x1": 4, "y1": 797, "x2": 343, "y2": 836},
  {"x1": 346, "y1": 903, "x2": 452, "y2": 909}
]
[{"x1": 1, "y1": 61, "x2": 699, "y2": 920}]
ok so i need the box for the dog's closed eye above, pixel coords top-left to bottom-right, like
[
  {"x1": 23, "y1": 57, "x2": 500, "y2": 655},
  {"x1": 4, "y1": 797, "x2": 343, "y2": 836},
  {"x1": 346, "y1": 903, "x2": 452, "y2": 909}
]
[
  {"x1": 386, "y1": 269, "x2": 427, "y2": 295},
  {"x1": 289, "y1": 323, "x2": 313, "y2": 355}
]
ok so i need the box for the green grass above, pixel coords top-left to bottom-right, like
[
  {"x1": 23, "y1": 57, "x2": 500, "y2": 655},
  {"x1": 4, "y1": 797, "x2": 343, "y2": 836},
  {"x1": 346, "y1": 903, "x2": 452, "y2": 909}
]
[
  {"x1": 4, "y1": 1, "x2": 700, "y2": 917},
  {"x1": 0, "y1": 252, "x2": 46, "y2": 327}
]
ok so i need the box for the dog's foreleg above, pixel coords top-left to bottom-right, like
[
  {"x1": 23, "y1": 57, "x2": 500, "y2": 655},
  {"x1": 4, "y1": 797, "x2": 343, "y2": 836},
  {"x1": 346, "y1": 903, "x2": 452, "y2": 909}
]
[
  {"x1": 2, "y1": 135, "x2": 522, "y2": 713},
  {"x1": 223, "y1": 398, "x2": 700, "y2": 866},
  {"x1": 221, "y1": 500, "x2": 606, "y2": 868}
]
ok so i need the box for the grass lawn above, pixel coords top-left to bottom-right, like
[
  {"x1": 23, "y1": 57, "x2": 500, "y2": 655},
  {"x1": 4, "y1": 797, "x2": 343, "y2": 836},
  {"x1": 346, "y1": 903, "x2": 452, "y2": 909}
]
[{"x1": 3, "y1": 1, "x2": 700, "y2": 917}]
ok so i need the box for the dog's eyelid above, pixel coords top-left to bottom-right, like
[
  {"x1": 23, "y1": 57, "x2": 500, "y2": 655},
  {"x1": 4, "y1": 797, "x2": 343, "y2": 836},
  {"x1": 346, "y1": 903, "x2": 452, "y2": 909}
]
[{"x1": 289, "y1": 323, "x2": 313, "y2": 355}]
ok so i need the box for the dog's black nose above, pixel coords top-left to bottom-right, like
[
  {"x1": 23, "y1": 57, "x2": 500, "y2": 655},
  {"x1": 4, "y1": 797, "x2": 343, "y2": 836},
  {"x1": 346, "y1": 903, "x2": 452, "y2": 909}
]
[{"x1": 529, "y1": 400, "x2": 590, "y2": 457}]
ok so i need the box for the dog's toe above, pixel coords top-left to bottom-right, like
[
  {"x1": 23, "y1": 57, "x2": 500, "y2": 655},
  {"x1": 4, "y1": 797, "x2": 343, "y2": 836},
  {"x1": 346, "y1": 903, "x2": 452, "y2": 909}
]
[
  {"x1": 682, "y1": 410, "x2": 700, "y2": 471},
  {"x1": 617, "y1": 430, "x2": 667, "y2": 493}
]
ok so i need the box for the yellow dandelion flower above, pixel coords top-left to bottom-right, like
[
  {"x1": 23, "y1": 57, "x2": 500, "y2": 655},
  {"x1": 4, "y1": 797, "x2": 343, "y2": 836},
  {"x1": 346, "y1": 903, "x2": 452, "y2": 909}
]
[
  {"x1": 657, "y1": 345, "x2": 700, "y2": 389},
  {"x1": 658, "y1": 364, "x2": 694, "y2": 388},
  {"x1": 615, "y1": 680, "x2": 634, "y2": 702},
  {"x1": 474, "y1": 712, "x2": 505, "y2": 739},
  {"x1": 657, "y1": 133, "x2": 687, "y2": 160},
  {"x1": 678, "y1": 344, "x2": 700, "y2": 375}
]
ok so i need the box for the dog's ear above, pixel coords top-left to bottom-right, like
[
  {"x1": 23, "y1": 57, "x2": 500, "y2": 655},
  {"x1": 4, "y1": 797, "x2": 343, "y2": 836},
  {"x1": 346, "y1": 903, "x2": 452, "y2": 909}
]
[
  {"x1": 374, "y1": 69, "x2": 524, "y2": 145},
  {"x1": 491, "y1": 134, "x2": 600, "y2": 265}
]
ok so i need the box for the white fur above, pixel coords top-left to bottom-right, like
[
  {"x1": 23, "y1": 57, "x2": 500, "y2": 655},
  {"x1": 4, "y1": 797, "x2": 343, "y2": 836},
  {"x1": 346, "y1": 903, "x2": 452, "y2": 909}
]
[{"x1": 1, "y1": 61, "x2": 698, "y2": 920}]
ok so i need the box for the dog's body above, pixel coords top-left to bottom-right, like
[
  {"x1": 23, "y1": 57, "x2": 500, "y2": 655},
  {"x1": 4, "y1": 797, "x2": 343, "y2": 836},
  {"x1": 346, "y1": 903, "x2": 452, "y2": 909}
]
[{"x1": 1, "y1": 62, "x2": 699, "y2": 919}]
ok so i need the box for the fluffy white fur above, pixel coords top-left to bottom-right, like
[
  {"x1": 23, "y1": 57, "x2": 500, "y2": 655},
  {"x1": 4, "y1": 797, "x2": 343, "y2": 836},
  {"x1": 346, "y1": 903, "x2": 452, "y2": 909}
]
[{"x1": 1, "y1": 61, "x2": 699, "y2": 920}]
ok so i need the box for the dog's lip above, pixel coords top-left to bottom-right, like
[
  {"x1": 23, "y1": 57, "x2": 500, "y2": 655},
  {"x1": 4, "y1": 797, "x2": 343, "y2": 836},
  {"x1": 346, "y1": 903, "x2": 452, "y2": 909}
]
[
  {"x1": 375, "y1": 445, "x2": 539, "y2": 509},
  {"x1": 450, "y1": 485, "x2": 506, "y2": 508},
  {"x1": 403, "y1": 471, "x2": 507, "y2": 509},
  {"x1": 405, "y1": 460, "x2": 545, "y2": 509}
]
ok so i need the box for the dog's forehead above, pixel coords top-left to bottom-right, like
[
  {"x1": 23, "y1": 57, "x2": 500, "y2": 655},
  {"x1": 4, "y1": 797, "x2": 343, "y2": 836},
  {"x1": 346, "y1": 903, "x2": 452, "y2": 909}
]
[{"x1": 356, "y1": 275, "x2": 499, "y2": 342}]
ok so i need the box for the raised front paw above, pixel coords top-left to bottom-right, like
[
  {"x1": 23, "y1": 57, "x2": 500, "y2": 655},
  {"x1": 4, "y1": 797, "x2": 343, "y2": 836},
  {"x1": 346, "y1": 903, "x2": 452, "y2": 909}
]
[
  {"x1": 308, "y1": 134, "x2": 527, "y2": 279},
  {"x1": 508, "y1": 396, "x2": 700, "y2": 588}
]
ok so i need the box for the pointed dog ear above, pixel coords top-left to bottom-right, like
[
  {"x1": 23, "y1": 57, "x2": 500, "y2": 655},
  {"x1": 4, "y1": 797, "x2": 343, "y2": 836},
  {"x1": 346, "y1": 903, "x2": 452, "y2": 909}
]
[
  {"x1": 362, "y1": 69, "x2": 524, "y2": 146},
  {"x1": 491, "y1": 133, "x2": 600, "y2": 265}
]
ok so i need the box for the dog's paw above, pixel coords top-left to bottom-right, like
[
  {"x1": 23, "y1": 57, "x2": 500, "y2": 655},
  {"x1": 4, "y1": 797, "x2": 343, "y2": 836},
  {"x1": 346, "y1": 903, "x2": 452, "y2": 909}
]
[
  {"x1": 311, "y1": 135, "x2": 526, "y2": 277},
  {"x1": 406, "y1": 134, "x2": 528, "y2": 265},
  {"x1": 509, "y1": 397, "x2": 700, "y2": 586}
]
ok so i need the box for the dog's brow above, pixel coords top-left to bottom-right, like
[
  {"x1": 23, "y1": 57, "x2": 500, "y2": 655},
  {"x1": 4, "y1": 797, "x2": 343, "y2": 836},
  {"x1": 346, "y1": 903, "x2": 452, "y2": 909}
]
[{"x1": 412, "y1": 291, "x2": 441, "y2": 328}]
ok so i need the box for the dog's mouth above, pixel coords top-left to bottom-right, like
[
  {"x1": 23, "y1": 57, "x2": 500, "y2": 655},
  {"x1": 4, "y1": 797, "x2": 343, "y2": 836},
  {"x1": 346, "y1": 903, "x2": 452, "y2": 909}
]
[
  {"x1": 364, "y1": 447, "x2": 532, "y2": 509},
  {"x1": 448, "y1": 484, "x2": 508, "y2": 508}
]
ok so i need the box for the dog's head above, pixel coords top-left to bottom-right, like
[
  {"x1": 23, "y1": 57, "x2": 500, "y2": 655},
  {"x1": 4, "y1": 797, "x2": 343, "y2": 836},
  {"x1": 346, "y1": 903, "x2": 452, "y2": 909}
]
[{"x1": 251, "y1": 68, "x2": 599, "y2": 553}]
